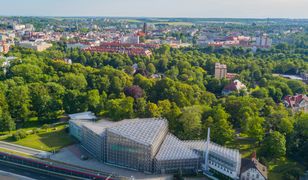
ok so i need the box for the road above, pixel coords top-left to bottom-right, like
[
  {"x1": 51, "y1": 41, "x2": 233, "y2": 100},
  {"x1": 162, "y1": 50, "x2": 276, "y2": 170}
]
[
  {"x1": 0, "y1": 161, "x2": 65, "y2": 180},
  {"x1": 0, "y1": 141, "x2": 115, "y2": 179},
  {"x1": 0, "y1": 141, "x2": 50, "y2": 157}
]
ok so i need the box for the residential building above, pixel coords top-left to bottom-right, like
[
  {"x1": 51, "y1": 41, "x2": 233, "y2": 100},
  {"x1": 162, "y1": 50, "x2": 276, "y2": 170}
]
[
  {"x1": 13, "y1": 24, "x2": 26, "y2": 31},
  {"x1": 18, "y1": 41, "x2": 52, "y2": 51},
  {"x1": 84, "y1": 42, "x2": 157, "y2": 57},
  {"x1": 0, "y1": 34, "x2": 7, "y2": 41},
  {"x1": 283, "y1": 94, "x2": 308, "y2": 113},
  {"x1": 255, "y1": 35, "x2": 272, "y2": 48},
  {"x1": 226, "y1": 73, "x2": 239, "y2": 80},
  {"x1": 240, "y1": 153, "x2": 268, "y2": 180},
  {"x1": 222, "y1": 80, "x2": 247, "y2": 95},
  {"x1": 120, "y1": 35, "x2": 140, "y2": 44},
  {"x1": 67, "y1": 43, "x2": 91, "y2": 50},
  {"x1": 0, "y1": 41, "x2": 10, "y2": 54},
  {"x1": 214, "y1": 62, "x2": 227, "y2": 79}
]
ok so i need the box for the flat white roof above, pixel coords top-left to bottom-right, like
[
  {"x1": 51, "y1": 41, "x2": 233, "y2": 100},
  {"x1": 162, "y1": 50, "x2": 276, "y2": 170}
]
[{"x1": 68, "y1": 111, "x2": 97, "y2": 120}]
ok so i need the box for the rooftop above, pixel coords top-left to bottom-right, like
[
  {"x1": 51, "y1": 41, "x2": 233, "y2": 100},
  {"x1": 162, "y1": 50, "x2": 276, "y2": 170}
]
[
  {"x1": 107, "y1": 118, "x2": 168, "y2": 146},
  {"x1": 184, "y1": 140, "x2": 240, "y2": 162},
  {"x1": 68, "y1": 111, "x2": 97, "y2": 120},
  {"x1": 155, "y1": 134, "x2": 199, "y2": 161}
]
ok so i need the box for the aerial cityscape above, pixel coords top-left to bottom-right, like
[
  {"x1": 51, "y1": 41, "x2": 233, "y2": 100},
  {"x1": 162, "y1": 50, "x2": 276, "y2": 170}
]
[{"x1": 0, "y1": 0, "x2": 307, "y2": 180}]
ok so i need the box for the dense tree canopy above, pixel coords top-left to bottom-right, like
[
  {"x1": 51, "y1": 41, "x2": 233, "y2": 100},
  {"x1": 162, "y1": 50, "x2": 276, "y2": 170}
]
[{"x1": 0, "y1": 42, "x2": 307, "y2": 166}]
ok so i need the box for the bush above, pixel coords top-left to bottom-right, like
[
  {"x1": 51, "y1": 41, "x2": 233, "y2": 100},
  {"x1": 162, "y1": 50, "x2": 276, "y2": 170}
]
[
  {"x1": 32, "y1": 128, "x2": 39, "y2": 134},
  {"x1": 13, "y1": 130, "x2": 28, "y2": 141},
  {"x1": 283, "y1": 167, "x2": 304, "y2": 180},
  {"x1": 42, "y1": 124, "x2": 50, "y2": 130}
]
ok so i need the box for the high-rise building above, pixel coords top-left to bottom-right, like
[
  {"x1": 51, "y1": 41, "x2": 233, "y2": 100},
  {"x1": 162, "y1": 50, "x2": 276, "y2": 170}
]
[
  {"x1": 255, "y1": 35, "x2": 272, "y2": 48},
  {"x1": 143, "y1": 23, "x2": 147, "y2": 35},
  {"x1": 214, "y1": 62, "x2": 227, "y2": 79}
]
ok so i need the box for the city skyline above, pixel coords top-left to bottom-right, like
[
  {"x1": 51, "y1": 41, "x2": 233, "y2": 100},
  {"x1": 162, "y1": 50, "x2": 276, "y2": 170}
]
[{"x1": 1, "y1": 0, "x2": 308, "y2": 18}]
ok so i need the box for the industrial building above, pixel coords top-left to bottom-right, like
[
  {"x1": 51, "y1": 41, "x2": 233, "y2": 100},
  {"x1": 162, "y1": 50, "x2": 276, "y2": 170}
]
[{"x1": 69, "y1": 113, "x2": 241, "y2": 179}]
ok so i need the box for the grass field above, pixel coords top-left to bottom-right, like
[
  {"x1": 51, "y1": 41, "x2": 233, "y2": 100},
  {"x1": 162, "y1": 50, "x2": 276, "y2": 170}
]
[
  {"x1": 0, "y1": 124, "x2": 75, "y2": 152},
  {"x1": 227, "y1": 136, "x2": 258, "y2": 158},
  {"x1": 152, "y1": 22, "x2": 194, "y2": 26}
]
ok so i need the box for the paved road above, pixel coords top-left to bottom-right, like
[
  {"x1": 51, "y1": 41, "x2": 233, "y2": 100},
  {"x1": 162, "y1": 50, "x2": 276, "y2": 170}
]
[
  {"x1": 0, "y1": 141, "x2": 115, "y2": 179},
  {"x1": 0, "y1": 161, "x2": 65, "y2": 180},
  {"x1": 0, "y1": 141, "x2": 50, "y2": 157}
]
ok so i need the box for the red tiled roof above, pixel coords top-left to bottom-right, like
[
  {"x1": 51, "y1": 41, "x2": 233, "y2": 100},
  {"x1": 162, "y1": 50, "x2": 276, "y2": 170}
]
[{"x1": 284, "y1": 94, "x2": 308, "y2": 108}]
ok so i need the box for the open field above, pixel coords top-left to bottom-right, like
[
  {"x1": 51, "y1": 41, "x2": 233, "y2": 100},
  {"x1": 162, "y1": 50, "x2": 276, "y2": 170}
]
[{"x1": 152, "y1": 21, "x2": 194, "y2": 26}]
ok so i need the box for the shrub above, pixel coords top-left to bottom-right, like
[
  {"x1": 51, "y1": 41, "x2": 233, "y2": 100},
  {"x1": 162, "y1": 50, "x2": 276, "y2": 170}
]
[
  {"x1": 42, "y1": 124, "x2": 50, "y2": 130},
  {"x1": 13, "y1": 130, "x2": 28, "y2": 141},
  {"x1": 283, "y1": 167, "x2": 304, "y2": 180},
  {"x1": 32, "y1": 128, "x2": 39, "y2": 134}
]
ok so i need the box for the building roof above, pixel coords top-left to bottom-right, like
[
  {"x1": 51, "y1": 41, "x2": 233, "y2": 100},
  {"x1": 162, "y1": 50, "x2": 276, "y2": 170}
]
[
  {"x1": 68, "y1": 111, "x2": 97, "y2": 120},
  {"x1": 155, "y1": 134, "x2": 199, "y2": 161},
  {"x1": 241, "y1": 158, "x2": 268, "y2": 179},
  {"x1": 107, "y1": 118, "x2": 168, "y2": 146},
  {"x1": 184, "y1": 140, "x2": 240, "y2": 163},
  {"x1": 82, "y1": 120, "x2": 115, "y2": 136},
  {"x1": 223, "y1": 79, "x2": 246, "y2": 92},
  {"x1": 284, "y1": 94, "x2": 308, "y2": 108},
  {"x1": 215, "y1": 62, "x2": 227, "y2": 69}
]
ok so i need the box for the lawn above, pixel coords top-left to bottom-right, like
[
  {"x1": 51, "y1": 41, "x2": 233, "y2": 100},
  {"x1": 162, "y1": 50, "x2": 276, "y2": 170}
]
[
  {"x1": 227, "y1": 136, "x2": 258, "y2": 158},
  {"x1": 153, "y1": 21, "x2": 194, "y2": 26},
  {"x1": 0, "y1": 124, "x2": 75, "y2": 152}
]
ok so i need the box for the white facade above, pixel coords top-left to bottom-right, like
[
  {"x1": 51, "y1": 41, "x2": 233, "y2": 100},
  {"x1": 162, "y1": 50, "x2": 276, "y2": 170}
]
[
  {"x1": 255, "y1": 36, "x2": 272, "y2": 48},
  {"x1": 241, "y1": 168, "x2": 266, "y2": 180},
  {"x1": 120, "y1": 35, "x2": 140, "y2": 44},
  {"x1": 13, "y1": 24, "x2": 26, "y2": 31},
  {"x1": 201, "y1": 129, "x2": 241, "y2": 179},
  {"x1": 18, "y1": 41, "x2": 52, "y2": 52},
  {"x1": 67, "y1": 43, "x2": 90, "y2": 50}
]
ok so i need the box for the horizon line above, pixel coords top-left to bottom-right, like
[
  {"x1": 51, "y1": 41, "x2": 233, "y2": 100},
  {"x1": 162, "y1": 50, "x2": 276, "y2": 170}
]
[{"x1": 1, "y1": 15, "x2": 308, "y2": 20}]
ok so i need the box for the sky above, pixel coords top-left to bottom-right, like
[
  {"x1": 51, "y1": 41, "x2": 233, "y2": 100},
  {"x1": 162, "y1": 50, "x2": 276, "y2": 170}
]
[{"x1": 1, "y1": 0, "x2": 308, "y2": 18}]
